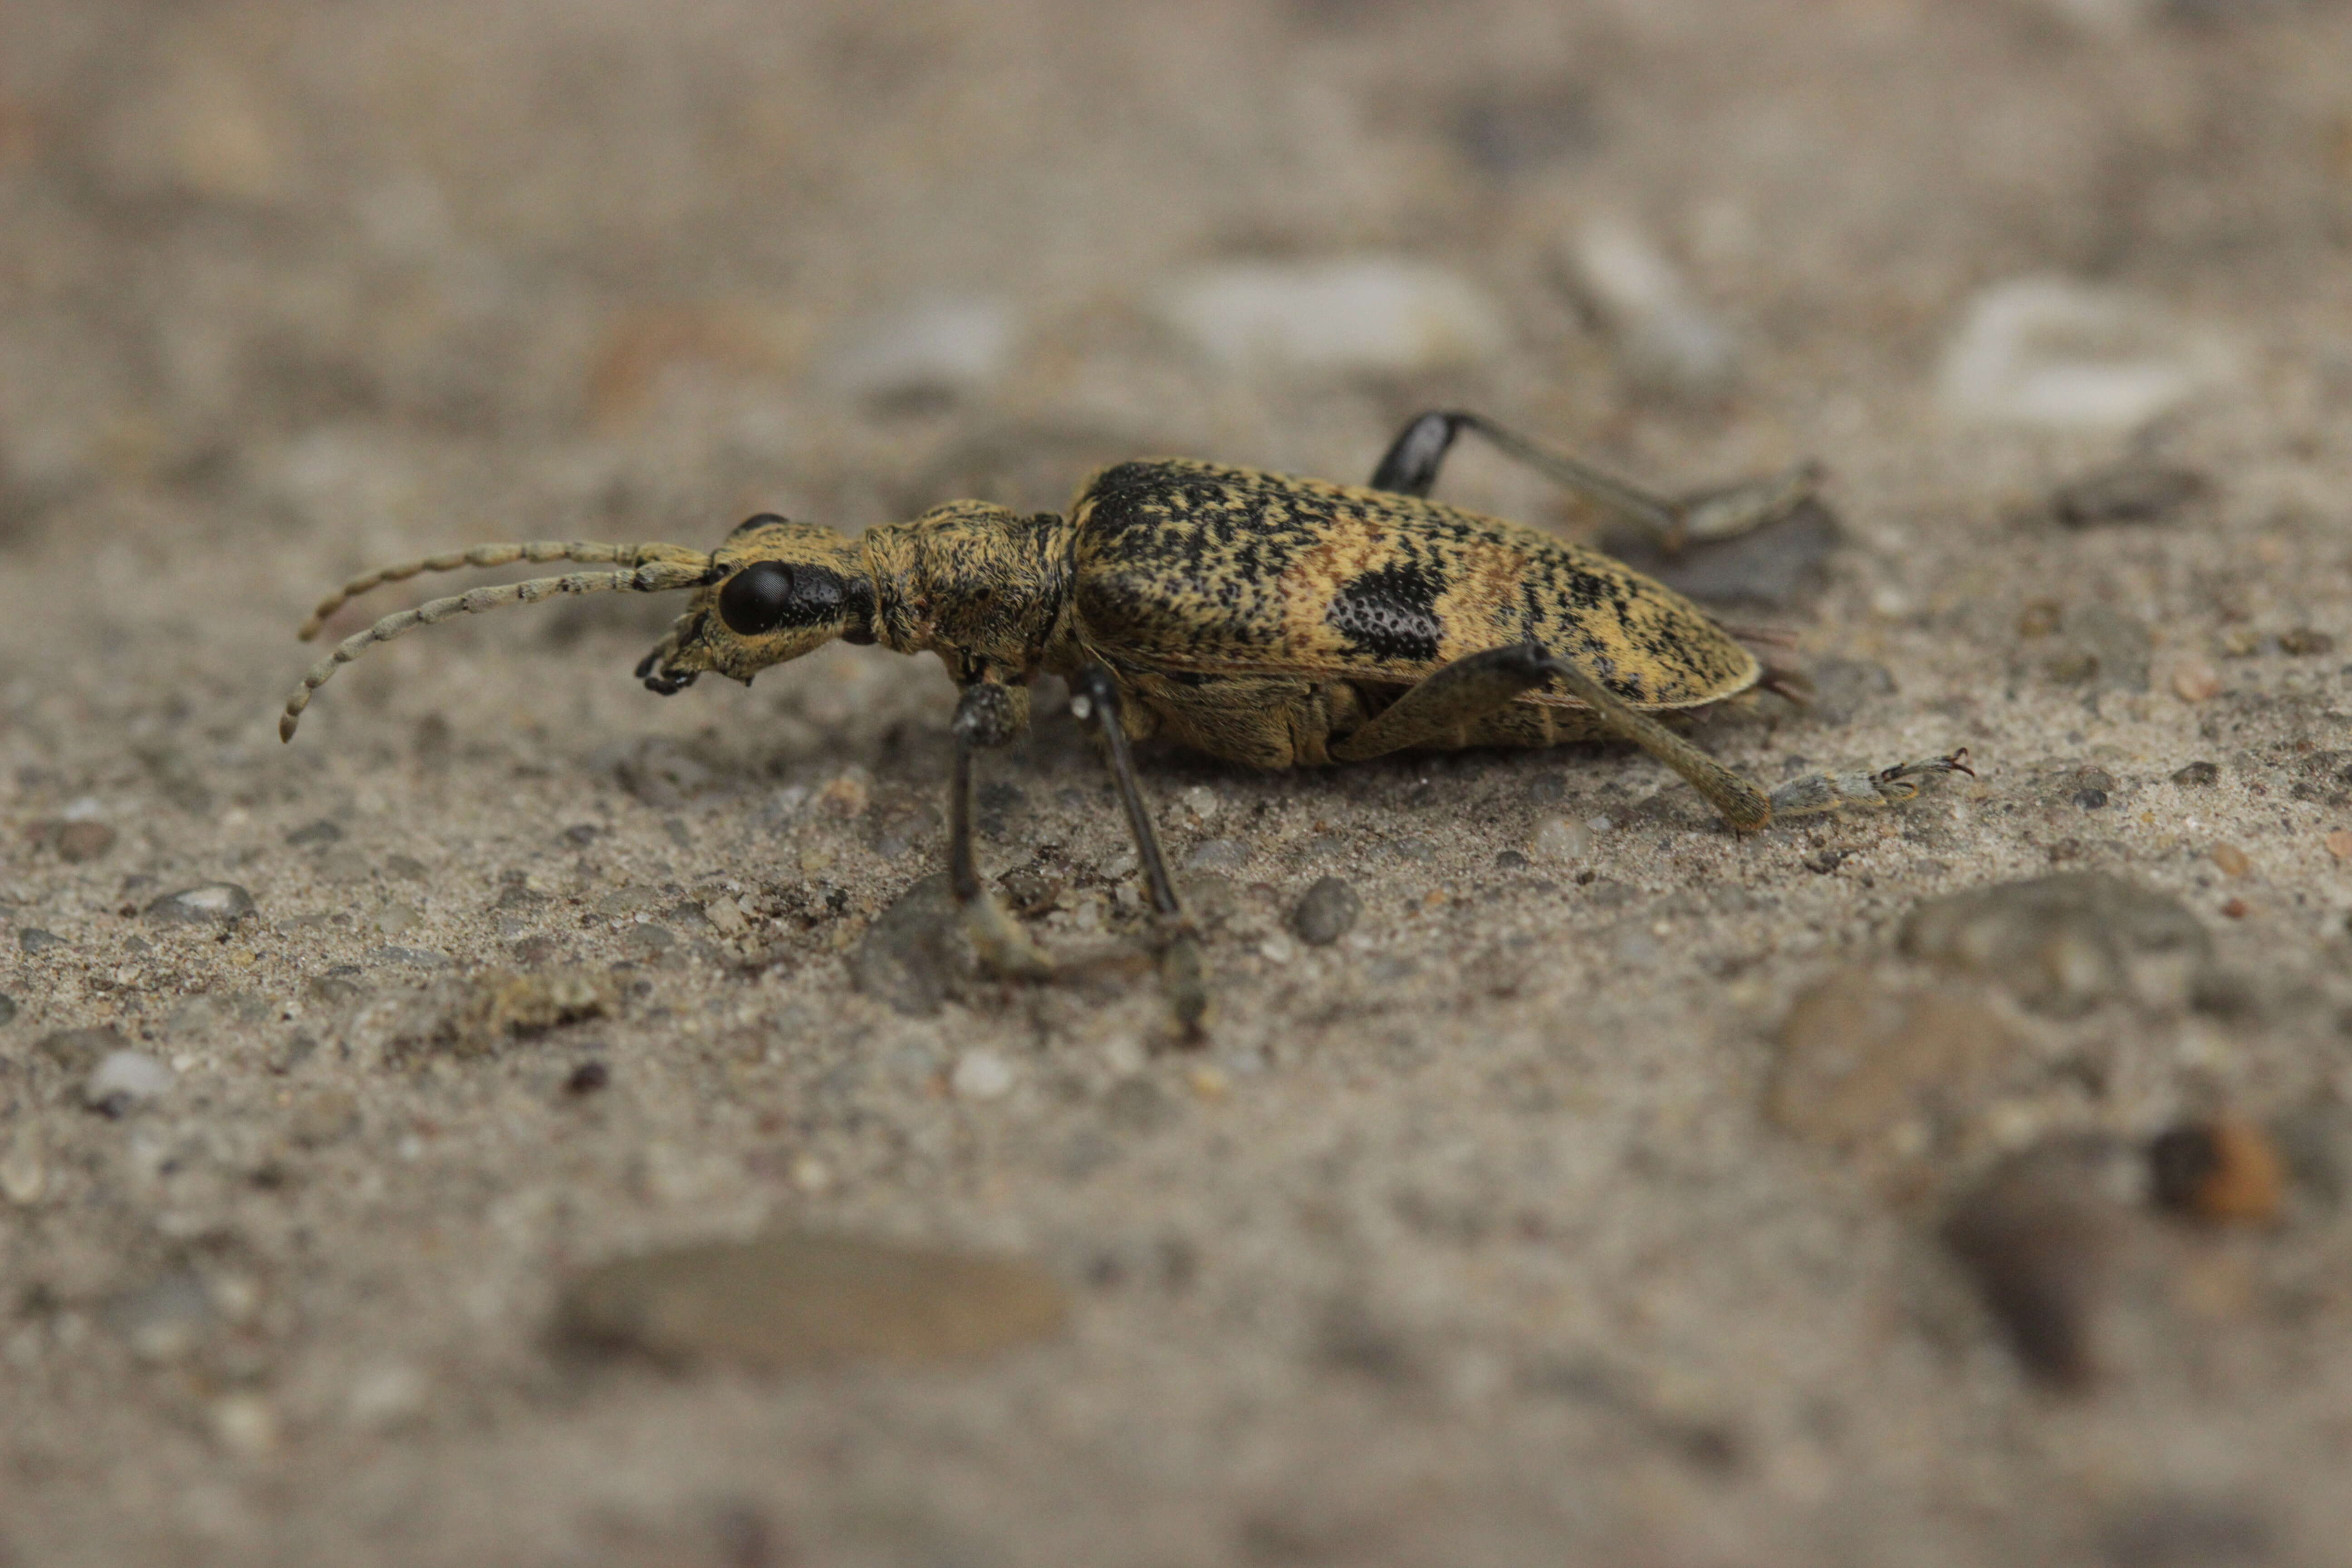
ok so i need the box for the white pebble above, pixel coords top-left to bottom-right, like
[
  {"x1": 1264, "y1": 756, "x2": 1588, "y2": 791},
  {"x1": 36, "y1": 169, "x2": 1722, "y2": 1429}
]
[
  {"x1": 1939, "y1": 276, "x2": 2231, "y2": 431},
  {"x1": 1258, "y1": 932, "x2": 1297, "y2": 965},
  {"x1": 1180, "y1": 785, "x2": 1220, "y2": 822},
  {"x1": 1529, "y1": 816, "x2": 1591, "y2": 862},
  {"x1": 1155, "y1": 257, "x2": 1505, "y2": 375},
  {"x1": 1563, "y1": 218, "x2": 1737, "y2": 399},
  {"x1": 827, "y1": 296, "x2": 1015, "y2": 401},
  {"x1": 950, "y1": 1049, "x2": 1015, "y2": 1101},
  {"x1": 84, "y1": 1050, "x2": 175, "y2": 1112}
]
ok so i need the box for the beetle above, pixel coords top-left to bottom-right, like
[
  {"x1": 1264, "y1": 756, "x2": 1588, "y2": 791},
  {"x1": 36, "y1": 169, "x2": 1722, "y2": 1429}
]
[{"x1": 279, "y1": 411, "x2": 1970, "y2": 1034}]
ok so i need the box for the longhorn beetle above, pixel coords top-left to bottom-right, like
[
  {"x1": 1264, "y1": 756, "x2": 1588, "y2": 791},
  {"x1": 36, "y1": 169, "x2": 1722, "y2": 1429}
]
[{"x1": 279, "y1": 412, "x2": 1970, "y2": 1035}]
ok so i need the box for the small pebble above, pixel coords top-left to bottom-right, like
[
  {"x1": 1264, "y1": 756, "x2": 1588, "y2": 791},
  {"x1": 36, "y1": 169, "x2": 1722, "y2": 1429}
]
[
  {"x1": 950, "y1": 1049, "x2": 1014, "y2": 1101},
  {"x1": 2073, "y1": 788, "x2": 2108, "y2": 811},
  {"x1": 54, "y1": 821, "x2": 116, "y2": 863},
  {"x1": 2326, "y1": 829, "x2": 2352, "y2": 862},
  {"x1": 2277, "y1": 627, "x2": 2334, "y2": 657},
  {"x1": 38, "y1": 1025, "x2": 127, "y2": 1073},
  {"x1": 2220, "y1": 897, "x2": 2249, "y2": 920},
  {"x1": 2148, "y1": 1117, "x2": 2284, "y2": 1225},
  {"x1": 2169, "y1": 662, "x2": 2221, "y2": 703},
  {"x1": 17, "y1": 929, "x2": 66, "y2": 954},
  {"x1": 2208, "y1": 843, "x2": 2248, "y2": 877},
  {"x1": 284, "y1": 818, "x2": 343, "y2": 848},
  {"x1": 0, "y1": 992, "x2": 14, "y2": 1026},
  {"x1": 1153, "y1": 257, "x2": 1505, "y2": 375},
  {"x1": 145, "y1": 883, "x2": 257, "y2": 926},
  {"x1": 1179, "y1": 785, "x2": 1220, "y2": 821},
  {"x1": 556, "y1": 1230, "x2": 1068, "y2": 1369},
  {"x1": 565, "y1": 1061, "x2": 609, "y2": 1096},
  {"x1": 1290, "y1": 877, "x2": 1362, "y2": 946},
  {"x1": 84, "y1": 1050, "x2": 176, "y2": 1114},
  {"x1": 2171, "y1": 760, "x2": 2220, "y2": 787},
  {"x1": 1529, "y1": 816, "x2": 1591, "y2": 862}
]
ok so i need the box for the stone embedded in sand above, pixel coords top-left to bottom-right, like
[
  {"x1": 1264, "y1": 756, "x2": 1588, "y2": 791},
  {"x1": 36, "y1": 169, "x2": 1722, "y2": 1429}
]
[
  {"x1": 557, "y1": 1231, "x2": 1068, "y2": 1370},
  {"x1": 17, "y1": 929, "x2": 66, "y2": 954},
  {"x1": 1939, "y1": 276, "x2": 2232, "y2": 432},
  {"x1": 37, "y1": 1025, "x2": 127, "y2": 1073},
  {"x1": 1290, "y1": 877, "x2": 1362, "y2": 946},
  {"x1": 1898, "y1": 873, "x2": 2210, "y2": 1016},
  {"x1": 145, "y1": 883, "x2": 257, "y2": 926},
  {"x1": 2208, "y1": 843, "x2": 2249, "y2": 877},
  {"x1": 1562, "y1": 217, "x2": 1739, "y2": 401},
  {"x1": 2171, "y1": 760, "x2": 2220, "y2": 787},
  {"x1": 2170, "y1": 661, "x2": 2221, "y2": 703},
  {"x1": 1769, "y1": 969, "x2": 2018, "y2": 1159}
]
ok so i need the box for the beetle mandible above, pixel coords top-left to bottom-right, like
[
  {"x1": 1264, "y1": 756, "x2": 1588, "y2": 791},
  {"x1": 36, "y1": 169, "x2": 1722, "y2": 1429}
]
[{"x1": 279, "y1": 411, "x2": 1970, "y2": 1035}]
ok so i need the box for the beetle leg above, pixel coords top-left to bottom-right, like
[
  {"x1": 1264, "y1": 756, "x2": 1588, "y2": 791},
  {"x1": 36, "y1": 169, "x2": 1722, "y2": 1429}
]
[
  {"x1": 1768, "y1": 750, "x2": 1975, "y2": 818},
  {"x1": 1329, "y1": 642, "x2": 1563, "y2": 761},
  {"x1": 949, "y1": 682, "x2": 1052, "y2": 980},
  {"x1": 1367, "y1": 410, "x2": 1816, "y2": 551},
  {"x1": 1069, "y1": 666, "x2": 1208, "y2": 1041}
]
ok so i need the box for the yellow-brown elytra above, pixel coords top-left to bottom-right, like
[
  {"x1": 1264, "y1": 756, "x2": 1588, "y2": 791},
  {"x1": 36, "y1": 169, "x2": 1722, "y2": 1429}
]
[{"x1": 280, "y1": 411, "x2": 1971, "y2": 1037}]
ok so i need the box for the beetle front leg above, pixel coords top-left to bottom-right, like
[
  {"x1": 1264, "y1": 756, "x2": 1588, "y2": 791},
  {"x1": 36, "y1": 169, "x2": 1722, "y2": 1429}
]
[
  {"x1": 949, "y1": 681, "x2": 1052, "y2": 980},
  {"x1": 1069, "y1": 666, "x2": 1208, "y2": 1041},
  {"x1": 1768, "y1": 750, "x2": 1975, "y2": 818}
]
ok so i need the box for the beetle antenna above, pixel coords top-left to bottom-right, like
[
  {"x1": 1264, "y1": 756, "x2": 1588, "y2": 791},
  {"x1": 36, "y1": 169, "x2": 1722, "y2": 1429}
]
[
  {"x1": 297, "y1": 541, "x2": 710, "y2": 640},
  {"x1": 279, "y1": 559, "x2": 712, "y2": 741}
]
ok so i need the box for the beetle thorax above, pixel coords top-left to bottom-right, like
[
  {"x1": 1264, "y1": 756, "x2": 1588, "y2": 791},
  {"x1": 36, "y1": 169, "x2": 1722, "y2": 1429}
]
[{"x1": 862, "y1": 502, "x2": 1076, "y2": 678}]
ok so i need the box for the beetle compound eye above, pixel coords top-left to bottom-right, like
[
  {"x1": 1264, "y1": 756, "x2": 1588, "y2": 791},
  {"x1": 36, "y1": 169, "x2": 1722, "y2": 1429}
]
[{"x1": 718, "y1": 561, "x2": 796, "y2": 635}]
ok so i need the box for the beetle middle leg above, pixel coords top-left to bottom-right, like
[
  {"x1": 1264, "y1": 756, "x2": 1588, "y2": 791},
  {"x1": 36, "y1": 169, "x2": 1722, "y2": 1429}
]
[
  {"x1": 1068, "y1": 665, "x2": 1208, "y2": 1039},
  {"x1": 949, "y1": 680, "x2": 1052, "y2": 980},
  {"x1": 1369, "y1": 410, "x2": 1817, "y2": 552}
]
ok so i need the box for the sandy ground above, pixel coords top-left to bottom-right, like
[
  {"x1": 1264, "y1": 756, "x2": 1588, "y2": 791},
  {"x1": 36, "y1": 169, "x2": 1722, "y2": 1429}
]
[{"x1": 4, "y1": 1, "x2": 2352, "y2": 1563}]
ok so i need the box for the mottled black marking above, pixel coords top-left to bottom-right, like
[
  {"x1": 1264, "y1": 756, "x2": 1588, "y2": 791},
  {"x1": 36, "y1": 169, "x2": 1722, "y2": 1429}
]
[{"x1": 1327, "y1": 563, "x2": 1443, "y2": 662}]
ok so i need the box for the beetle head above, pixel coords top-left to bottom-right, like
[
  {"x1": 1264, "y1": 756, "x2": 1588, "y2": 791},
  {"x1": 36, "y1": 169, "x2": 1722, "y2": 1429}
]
[{"x1": 636, "y1": 514, "x2": 874, "y2": 693}]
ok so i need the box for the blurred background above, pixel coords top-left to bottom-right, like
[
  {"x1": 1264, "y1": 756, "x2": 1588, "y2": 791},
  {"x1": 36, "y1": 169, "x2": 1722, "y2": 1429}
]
[{"x1": 4, "y1": 2, "x2": 2352, "y2": 1564}]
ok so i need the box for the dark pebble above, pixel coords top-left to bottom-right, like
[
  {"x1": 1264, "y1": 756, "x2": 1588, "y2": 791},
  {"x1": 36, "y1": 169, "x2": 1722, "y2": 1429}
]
[
  {"x1": 563, "y1": 823, "x2": 601, "y2": 845},
  {"x1": 1943, "y1": 1136, "x2": 2139, "y2": 1390},
  {"x1": 2171, "y1": 761, "x2": 2220, "y2": 787},
  {"x1": 556, "y1": 1230, "x2": 1068, "y2": 1369},
  {"x1": 566, "y1": 1061, "x2": 610, "y2": 1095},
  {"x1": 18, "y1": 928, "x2": 66, "y2": 954},
  {"x1": 2051, "y1": 460, "x2": 2206, "y2": 527},
  {"x1": 2278, "y1": 627, "x2": 2335, "y2": 657},
  {"x1": 1494, "y1": 849, "x2": 1529, "y2": 870},
  {"x1": 285, "y1": 818, "x2": 343, "y2": 848},
  {"x1": 1290, "y1": 877, "x2": 1362, "y2": 946},
  {"x1": 144, "y1": 883, "x2": 257, "y2": 926},
  {"x1": 0, "y1": 992, "x2": 15, "y2": 1026},
  {"x1": 2147, "y1": 1117, "x2": 2283, "y2": 1225},
  {"x1": 2074, "y1": 788, "x2": 2109, "y2": 810}
]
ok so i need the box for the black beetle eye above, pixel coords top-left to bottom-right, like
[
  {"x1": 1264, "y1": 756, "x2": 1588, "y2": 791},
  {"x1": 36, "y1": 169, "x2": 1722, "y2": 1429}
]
[{"x1": 718, "y1": 561, "x2": 796, "y2": 636}]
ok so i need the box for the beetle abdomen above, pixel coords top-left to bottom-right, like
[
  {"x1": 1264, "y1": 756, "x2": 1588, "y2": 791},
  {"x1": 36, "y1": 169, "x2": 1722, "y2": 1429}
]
[{"x1": 1067, "y1": 459, "x2": 1758, "y2": 710}]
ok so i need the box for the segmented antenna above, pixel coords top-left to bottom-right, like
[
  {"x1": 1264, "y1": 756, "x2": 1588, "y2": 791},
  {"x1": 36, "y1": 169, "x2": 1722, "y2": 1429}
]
[
  {"x1": 297, "y1": 540, "x2": 708, "y2": 640},
  {"x1": 279, "y1": 554, "x2": 711, "y2": 742}
]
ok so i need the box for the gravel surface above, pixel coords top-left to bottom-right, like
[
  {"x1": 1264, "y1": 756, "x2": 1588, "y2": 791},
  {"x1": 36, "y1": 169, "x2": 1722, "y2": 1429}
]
[{"x1": 4, "y1": 2, "x2": 2352, "y2": 1564}]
